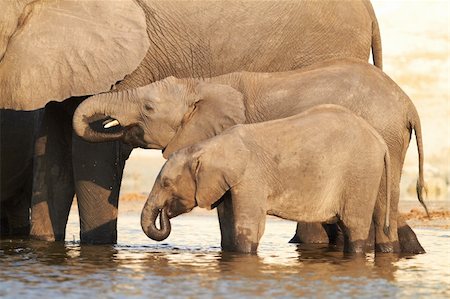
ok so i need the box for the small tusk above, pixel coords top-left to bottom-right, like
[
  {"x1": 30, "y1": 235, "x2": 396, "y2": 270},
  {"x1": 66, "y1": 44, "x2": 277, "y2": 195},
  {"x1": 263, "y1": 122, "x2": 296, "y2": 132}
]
[{"x1": 103, "y1": 119, "x2": 120, "y2": 129}]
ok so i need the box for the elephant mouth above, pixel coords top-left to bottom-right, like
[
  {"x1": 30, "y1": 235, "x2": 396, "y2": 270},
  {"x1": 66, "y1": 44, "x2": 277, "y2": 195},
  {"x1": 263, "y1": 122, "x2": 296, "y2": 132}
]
[
  {"x1": 166, "y1": 207, "x2": 194, "y2": 219},
  {"x1": 87, "y1": 115, "x2": 124, "y2": 135},
  {"x1": 89, "y1": 116, "x2": 149, "y2": 148},
  {"x1": 166, "y1": 199, "x2": 195, "y2": 218},
  {"x1": 103, "y1": 118, "x2": 121, "y2": 128}
]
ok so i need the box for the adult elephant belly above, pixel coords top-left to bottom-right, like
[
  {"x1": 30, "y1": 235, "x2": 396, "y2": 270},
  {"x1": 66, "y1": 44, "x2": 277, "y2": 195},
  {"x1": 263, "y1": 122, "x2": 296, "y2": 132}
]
[
  {"x1": 114, "y1": 0, "x2": 379, "y2": 90},
  {"x1": 0, "y1": 0, "x2": 380, "y2": 243}
]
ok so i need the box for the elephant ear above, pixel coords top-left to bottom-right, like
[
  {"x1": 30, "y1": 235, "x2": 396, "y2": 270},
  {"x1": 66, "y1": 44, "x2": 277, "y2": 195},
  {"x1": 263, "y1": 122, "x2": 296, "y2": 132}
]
[
  {"x1": 191, "y1": 136, "x2": 250, "y2": 210},
  {"x1": 0, "y1": 0, "x2": 149, "y2": 110},
  {"x1": 162, "y1": 82, "x2": 246, "y2": 158}
]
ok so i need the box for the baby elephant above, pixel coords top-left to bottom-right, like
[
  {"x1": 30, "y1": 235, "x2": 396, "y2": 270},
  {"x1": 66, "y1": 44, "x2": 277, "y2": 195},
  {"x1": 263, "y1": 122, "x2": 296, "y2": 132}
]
[{"x1": 141, "y1": 104, "x2": 392, "y2": 254}]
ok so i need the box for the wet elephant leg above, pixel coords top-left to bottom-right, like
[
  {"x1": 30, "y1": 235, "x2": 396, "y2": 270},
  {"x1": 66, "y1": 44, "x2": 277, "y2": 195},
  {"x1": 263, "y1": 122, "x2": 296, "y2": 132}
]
[
  {"x1": 2, "y1": 187, "x2": 31, "y2": 236},
  {"x1": 72, "y1": 135, "x2": 132, "y2": 244},
  {"x1": 1, "y1": 162, "x2": 33, "y2": 237},
  {"x1": 30, "y1": 102, "x2": 75, "y2": 241},
  {"x1": 289, "y1": 222, "x2": 329, "y2": 244},
  {"x1": 391, "y1": 137, "x2": 424, "y2": 253},
  {"x1": 398, "y1": 216, "x2": 425, "y2": 254},
  {"x1": 323, "y1": 223, "x2": 345, "y2": 247},
  {"x1": 216, "y1": 191, "x2": 237, "y2": 251},
  {"x1": 0, "y1": 208, "x2": 8, "y2": 236},
  {"x1": 373, "y1": 171, "x2": 397, "y2": 253}
]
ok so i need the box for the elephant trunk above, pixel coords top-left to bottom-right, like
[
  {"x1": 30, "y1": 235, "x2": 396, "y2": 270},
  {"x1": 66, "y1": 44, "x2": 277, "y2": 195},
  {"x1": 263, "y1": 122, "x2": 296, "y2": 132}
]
[
  {"x1": 72, "y1": 89, "x2": 138, "y2": 142},
  {"x1": 141, "y1": 200, "x2": 171, "y2": 241}
]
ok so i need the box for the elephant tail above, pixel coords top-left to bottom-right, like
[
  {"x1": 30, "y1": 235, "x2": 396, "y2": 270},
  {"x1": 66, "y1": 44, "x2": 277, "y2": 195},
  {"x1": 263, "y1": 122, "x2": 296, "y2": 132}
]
[
  {"x1": 363, "y1": 0, "x2": 383, "y2": 69},
  {"x1": 409, "y1": 105, "x2": 430, "y2": 217},
  {"x1": 383, "y1": 147, "x2": 391, "y2": 235}
]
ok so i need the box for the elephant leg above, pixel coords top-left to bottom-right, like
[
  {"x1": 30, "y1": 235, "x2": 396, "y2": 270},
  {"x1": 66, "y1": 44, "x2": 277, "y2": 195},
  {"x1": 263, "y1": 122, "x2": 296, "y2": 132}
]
[
  {"x1": 373, "y1": 178, "x2": 397, "y2": 253},
  {"x1": 398, "y1": 216, "x2": 425, "y2": 254},
  {"x1": 219, "y1": 189, "x2": 266, "y2": 254},
  {"x1": 72, "y1": 135, "x2": 132, "y2": 244},
  {"x1": 338, "y1": 218, "x2": 371, "y2": 255},
  {"x1": 323, "y1": 223, "x2": 345, "y2": 247},
  {"x1": 0, "y1": 206, "x2": 9, "y2": 236},
  {"x1": 2, "y1": 188, "x2": 31, "y2": 236},
  {"x1": 289, "y1": 222, "x2": 329, "y2": 244},
  {"x1": 391, "y1": 140, "x2": 424, "y2": 253},
  {"x1": 30, "y1": 102, "x2": 75, "y2": 241},
  {"x1": 216, "y1": 191, "x2": 237, "y2": 251}
]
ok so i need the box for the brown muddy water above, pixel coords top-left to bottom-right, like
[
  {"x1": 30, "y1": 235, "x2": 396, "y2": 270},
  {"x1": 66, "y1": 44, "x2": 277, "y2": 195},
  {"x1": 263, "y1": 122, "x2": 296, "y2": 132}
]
[{"x1": 1, "y1": 203, "x2": 449, "y2": 298}]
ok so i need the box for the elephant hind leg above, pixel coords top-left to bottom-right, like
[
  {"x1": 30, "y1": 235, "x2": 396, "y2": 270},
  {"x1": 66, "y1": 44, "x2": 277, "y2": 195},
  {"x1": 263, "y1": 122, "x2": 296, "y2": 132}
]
[
  {"x1": 289, "y1": 222, "x2": 329, "y2": 244},
  {"x1": 373, "y1": 185, "x2": 398, "y2": 253},
  {"x1": 338, "y1": 218, "x2": 370, "y2": 254},
  {"x1": 398, "y1": 216, "x2": 425, "y2": 254},
  {"x1": 338, "y1": 194, "x2": 375, "y2": 254}
]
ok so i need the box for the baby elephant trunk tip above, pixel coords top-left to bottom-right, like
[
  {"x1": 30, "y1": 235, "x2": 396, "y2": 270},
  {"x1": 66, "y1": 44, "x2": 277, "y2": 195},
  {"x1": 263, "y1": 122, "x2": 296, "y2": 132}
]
[{"x1": 141, "y1": 207, "x2": 171, "y2": 241}]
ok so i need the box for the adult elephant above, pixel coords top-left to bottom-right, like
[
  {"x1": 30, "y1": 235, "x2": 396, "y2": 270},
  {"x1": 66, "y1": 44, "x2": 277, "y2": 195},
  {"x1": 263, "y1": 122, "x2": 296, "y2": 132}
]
[{"x1": 0, "y1": 0, "x2": 382, "y2": 243}]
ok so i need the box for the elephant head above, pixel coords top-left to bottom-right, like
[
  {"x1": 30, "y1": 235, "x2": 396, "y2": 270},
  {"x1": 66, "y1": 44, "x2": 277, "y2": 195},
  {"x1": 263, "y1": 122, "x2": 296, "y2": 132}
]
[
  {"x1": 141, "y1": 133, "x2": 250, "y2": 241},
  {"x1": 73, "y1": 77, "x2": 246, "y2": 158}
]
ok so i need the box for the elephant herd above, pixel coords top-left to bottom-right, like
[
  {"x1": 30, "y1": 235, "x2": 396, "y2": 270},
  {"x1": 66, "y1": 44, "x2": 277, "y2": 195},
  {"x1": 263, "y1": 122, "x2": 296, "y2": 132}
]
[{"x1": 0, "y1": 0, "x2": 427, "y2": 254}]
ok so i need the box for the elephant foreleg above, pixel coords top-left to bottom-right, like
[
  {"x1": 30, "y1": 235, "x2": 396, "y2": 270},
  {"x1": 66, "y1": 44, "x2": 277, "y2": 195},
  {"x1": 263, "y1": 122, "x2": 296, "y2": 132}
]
[
  {"x1": 216, "y1": 191, "x2": 237, "y2": 251},
  {"x1": 72, "y1": 136, "x2": 132, "y2": 244},
  {"x1": 30, "y1": 102, "x2": 75, "y2": 241},
  {"x1": 218, "y1": 185, "x2": 267, "y2": 253}
]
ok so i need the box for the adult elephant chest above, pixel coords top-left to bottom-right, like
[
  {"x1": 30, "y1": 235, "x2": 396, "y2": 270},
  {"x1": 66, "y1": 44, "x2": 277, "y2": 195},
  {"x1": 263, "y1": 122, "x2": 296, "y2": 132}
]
[{"x1": 116, "y1": 0, "x2": 375, "y2": 90}]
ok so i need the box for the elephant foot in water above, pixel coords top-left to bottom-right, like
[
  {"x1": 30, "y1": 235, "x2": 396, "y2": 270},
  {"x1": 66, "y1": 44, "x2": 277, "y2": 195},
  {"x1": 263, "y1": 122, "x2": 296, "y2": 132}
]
[
  {"x1": 397, "y1": 217, "x2": 425, "y2": 254},
  {"x1": 290, "y1": 220, "x2": 425, "y2": 254}
]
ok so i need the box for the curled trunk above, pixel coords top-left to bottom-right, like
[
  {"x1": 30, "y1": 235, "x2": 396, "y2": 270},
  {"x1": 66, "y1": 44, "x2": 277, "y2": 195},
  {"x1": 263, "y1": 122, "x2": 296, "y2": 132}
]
[
  {"x1": 72, "y1": 89, "x2": 137, "y2": 142},
  {"x1": 141, "y1": 203, "x2": 171, "y2": 241}
]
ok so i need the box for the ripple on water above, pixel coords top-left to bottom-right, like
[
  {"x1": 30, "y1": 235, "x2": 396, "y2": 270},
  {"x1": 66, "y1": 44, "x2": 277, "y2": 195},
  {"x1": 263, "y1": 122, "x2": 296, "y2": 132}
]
[{"x1": 0, "y1": 215, "x2": 449, "y2": 298}]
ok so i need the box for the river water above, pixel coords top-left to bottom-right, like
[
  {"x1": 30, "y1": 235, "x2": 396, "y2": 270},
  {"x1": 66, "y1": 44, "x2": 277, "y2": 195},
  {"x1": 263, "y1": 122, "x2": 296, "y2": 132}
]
[{"x1": 1, "y1": 207, "x2": 449, "y2": 298}]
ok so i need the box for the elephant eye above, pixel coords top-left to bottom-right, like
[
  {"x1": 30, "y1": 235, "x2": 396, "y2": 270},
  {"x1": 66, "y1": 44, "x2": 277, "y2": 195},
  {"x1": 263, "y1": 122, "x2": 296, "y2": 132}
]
[
  {"x1": 144, "y1": 103, "x2": 154, "y2": 112},
  {"x1": 162, "y1": 178, "x2": 172, "y2": 188}
]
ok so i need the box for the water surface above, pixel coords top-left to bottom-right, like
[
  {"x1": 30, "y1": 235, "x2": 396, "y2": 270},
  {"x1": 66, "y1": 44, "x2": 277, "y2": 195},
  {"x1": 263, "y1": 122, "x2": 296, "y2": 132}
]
[{"x1": 1, "y1": 208, "x2": 449, "y2": 298}]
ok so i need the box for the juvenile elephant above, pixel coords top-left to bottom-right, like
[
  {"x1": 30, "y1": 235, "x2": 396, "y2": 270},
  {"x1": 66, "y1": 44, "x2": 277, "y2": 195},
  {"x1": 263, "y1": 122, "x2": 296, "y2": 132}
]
[
  {"x1": 141, "y1": 105, "x2": 392, "y2": 254},
  {"x1": 0, "y1": 0, "x2": 382, "y2": 243},
  {"x1": 73, "y1": 59, "x2": 426, "y2": 253}
]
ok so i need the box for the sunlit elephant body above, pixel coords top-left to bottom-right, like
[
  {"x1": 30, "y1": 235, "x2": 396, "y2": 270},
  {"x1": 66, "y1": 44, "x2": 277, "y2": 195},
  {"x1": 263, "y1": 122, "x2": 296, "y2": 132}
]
[
  {"x1": 74, "y1": 59, "x2": 426, "y2": 252},
  {"x1": 141, "y1": 105, "x2": 393, "y2": 254},
  {"x1": 0, "y1": 0, "x2": 382, "y2": 243}
]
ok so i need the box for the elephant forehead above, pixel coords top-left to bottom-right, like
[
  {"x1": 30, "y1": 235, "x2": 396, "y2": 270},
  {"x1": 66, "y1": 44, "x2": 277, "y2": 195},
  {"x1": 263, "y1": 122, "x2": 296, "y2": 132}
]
[{"x1": 0, "y1": 0, "x2": 149, "y2": 110}]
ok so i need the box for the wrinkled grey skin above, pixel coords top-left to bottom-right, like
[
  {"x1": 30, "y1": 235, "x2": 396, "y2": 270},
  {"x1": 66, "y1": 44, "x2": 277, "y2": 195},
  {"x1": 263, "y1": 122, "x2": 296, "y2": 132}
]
[
  {"x1": 0, "y1": 109, "x2": 42, "y2": 236},
  {"x1": 74, "y1": 59, "x2": 427, "y2": 253},
  {"x1": 0, "y1": 1, "x2": 383, "y2": 243},
  {"x1": 141, "y1": 105, "x2": 393, "y2": 254}
]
